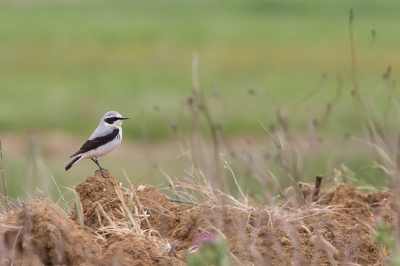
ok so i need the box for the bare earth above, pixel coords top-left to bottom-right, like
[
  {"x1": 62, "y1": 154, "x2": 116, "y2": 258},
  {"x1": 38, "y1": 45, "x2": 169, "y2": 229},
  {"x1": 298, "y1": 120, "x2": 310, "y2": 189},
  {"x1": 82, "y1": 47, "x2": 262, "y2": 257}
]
[{"x1": 0, "y1": 171, "x2": 394, "y2": 266}]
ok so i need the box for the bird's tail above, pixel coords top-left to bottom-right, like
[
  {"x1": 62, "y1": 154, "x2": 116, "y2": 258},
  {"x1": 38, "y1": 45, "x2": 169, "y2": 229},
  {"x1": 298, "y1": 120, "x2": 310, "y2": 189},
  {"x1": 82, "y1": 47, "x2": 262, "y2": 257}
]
[{"x1": 65, "y1": 155, "x2": 81, "y2": 171}]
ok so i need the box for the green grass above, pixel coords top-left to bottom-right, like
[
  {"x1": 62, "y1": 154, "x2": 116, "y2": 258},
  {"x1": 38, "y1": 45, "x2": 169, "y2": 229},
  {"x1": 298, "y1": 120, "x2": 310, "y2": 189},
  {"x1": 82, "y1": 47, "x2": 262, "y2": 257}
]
[
  {"x1": 1, "y1": 0, "x2": 400, "y2": 137},
  {"x1": 1, "y1": 0, "x2": 400, "y2": 199}
]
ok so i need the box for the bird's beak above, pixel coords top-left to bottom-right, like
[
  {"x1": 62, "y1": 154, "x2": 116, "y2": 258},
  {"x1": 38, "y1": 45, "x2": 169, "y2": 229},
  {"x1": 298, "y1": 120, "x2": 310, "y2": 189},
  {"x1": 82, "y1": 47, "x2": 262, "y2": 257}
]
[{"x1": 120, "y1": 117, "x2": 129, "y2": 120}]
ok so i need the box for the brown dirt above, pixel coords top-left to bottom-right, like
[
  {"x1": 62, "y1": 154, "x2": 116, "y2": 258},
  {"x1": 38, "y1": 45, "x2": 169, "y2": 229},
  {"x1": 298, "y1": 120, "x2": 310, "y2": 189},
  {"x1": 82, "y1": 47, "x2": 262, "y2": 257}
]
[
  {"x1": 0, "y1": 171, "x2": 396, "y2": 265},
  {"x1": 0, "y1": 199, "x2": 101, "y2": 266}
]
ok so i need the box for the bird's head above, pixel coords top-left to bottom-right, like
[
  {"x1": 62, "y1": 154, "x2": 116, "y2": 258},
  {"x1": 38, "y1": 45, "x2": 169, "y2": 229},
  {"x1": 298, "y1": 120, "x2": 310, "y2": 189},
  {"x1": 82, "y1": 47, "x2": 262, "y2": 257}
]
[{"x1": 101, "y1": 111, "x2": 129, "y2": 127}]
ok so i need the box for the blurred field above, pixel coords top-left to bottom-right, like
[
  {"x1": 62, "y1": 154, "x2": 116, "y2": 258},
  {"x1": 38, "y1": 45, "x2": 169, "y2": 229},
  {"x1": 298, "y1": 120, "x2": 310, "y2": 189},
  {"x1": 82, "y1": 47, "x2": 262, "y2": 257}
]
[{"x1": 1, "y1": 0, "x2": 400, "y2": 199}]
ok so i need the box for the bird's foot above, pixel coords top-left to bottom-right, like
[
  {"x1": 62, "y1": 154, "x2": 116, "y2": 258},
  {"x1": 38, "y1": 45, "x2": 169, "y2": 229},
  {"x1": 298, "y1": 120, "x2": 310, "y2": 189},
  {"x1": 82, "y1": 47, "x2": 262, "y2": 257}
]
[
  {"x1": 96, "y1": 168, "x2": 110, "y2": 178},
  {"x1": 101, "y1": 172, "x2": 110, "y2": 178}
]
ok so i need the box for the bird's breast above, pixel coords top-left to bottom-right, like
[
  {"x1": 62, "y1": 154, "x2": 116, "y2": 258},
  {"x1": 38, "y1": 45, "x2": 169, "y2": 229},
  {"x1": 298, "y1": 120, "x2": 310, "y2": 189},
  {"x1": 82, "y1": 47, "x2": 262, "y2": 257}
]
[{"x1": 91, "y1": 130, "x2": 122, "y2": 157}]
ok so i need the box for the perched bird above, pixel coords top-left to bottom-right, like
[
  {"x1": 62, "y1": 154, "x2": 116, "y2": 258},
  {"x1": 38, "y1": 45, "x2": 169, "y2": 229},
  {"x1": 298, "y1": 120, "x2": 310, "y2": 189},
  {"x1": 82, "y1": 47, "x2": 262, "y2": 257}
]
[{"x1": 65, "y1": 111, "x2": 129, "y2": 178}]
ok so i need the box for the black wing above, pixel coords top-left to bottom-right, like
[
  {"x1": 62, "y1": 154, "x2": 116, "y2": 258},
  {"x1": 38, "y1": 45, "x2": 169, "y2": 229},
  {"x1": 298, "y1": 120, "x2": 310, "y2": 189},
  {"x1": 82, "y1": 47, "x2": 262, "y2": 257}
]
[{"x1": 69, "y1": 128, "x2": 119, "y2": 157}]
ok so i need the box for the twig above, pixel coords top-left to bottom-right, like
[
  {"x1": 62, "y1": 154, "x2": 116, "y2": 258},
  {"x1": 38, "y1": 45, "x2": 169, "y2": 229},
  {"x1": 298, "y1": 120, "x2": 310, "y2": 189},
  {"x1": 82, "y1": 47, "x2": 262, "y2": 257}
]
[
  {"x1": 396, "y1": 134, "x2": 400, "y2": 179},
  {"x1": 167, "y1": 198, "x2": 215, "y2": 209},
  {"x1": 311, "y1": 175, "x2": 323, "y2": 202},
  {"x1": 0, "y1": 138, "x2": 9, "y2": 213},
  {"x1": 123, "y1": 170, "x2": 153, "y2": 230},
  {"x1": 365, "y1": 29, "x2": 376, "y2": 51},
  {"x1": 318, "y1": 75, "x2": 343, "y2": 126},
  {"x1": 167, "y1": 198, "x2": 197, "y2": 205},
  {"x1": 289, "y1": 72, "x2": 327, "y2": 117},
  {"x1": 349, "y1": 8, "x2": 368, "y2": 114},
  {"x1": 168, "y1": 241, "x2": 179, "y2": 257},
  {"x1": 11, "y1": 230, "x2": 22, "y2": 266},
  {"x1": 73, "y1": 186, "x2": 84, "y2": 228},
  {"x1": 191, "y1": 52, "x2": 223, "y2": 189},
  {"x1": 276, "y1": 108, "x2": 289, "y2": 134},
  {"x1": 384, "y1": 80, "x2": 399, "y2": 124}
]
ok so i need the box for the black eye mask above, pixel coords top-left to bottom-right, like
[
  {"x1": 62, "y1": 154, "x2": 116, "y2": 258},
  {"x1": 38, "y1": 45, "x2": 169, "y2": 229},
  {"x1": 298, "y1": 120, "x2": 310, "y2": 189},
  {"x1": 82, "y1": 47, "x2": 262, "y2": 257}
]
[{"x1": 104, "y1": 117, "x2": 120, "y2": 124}]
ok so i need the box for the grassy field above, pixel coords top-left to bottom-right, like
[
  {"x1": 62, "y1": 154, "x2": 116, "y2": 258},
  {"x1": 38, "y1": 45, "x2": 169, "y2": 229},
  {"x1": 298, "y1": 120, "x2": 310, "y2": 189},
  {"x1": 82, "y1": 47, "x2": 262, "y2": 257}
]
[{"x1": 1, "y1": 0, "x2": 400, "y2": 199}]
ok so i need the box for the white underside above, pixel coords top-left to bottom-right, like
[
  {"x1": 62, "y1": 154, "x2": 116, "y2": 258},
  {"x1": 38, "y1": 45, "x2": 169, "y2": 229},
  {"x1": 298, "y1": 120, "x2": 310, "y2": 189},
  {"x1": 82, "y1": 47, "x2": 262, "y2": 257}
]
[{"x1": 73, "y1": 130, "x2": 122, "y2": 165}]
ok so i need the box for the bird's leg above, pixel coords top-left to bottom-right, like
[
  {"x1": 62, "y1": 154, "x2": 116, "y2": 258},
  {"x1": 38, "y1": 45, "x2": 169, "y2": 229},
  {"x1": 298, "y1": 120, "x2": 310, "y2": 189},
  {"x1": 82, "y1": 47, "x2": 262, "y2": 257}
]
[{"x1": 91, "y1": 158, "x2": 110, "y2": 178}]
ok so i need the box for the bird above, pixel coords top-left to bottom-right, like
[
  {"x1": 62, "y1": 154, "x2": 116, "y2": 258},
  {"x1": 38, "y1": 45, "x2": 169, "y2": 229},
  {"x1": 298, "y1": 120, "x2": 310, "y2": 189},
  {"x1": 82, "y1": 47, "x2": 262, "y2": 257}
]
[{"x1": 65, "y1": 111, "x2": 129, "y2": 178}]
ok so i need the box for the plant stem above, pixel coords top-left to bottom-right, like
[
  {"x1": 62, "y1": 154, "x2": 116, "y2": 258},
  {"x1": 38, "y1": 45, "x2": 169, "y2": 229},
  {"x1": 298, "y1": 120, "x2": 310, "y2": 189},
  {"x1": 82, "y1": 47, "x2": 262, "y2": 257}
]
[{"x1": 0, "y1": 138, "x2": 9, "y2": 213}]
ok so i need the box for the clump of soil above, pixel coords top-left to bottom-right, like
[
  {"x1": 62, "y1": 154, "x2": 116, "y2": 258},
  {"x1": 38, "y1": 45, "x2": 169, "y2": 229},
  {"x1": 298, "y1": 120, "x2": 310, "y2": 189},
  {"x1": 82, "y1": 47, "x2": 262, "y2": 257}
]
[
  {"x1": 71, "y1": 170, "x2": 183, "y2": 265},
  {"x1": 0, "y1": 199, "x2": 101, "y2": 266},
  {"x1": 71, "y1": 170, "x2": 124, "y2": 231},
  {"x1": 0, "y1": 171, "x2": 396, "y2": 265}
]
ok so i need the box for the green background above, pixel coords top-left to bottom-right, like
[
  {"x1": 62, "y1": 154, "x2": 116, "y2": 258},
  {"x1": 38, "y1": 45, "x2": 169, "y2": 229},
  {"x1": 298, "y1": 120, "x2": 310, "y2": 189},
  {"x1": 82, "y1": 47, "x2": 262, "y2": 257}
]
[{"x1": 0, "y1": 0, "x2": 399, "y2": 201}]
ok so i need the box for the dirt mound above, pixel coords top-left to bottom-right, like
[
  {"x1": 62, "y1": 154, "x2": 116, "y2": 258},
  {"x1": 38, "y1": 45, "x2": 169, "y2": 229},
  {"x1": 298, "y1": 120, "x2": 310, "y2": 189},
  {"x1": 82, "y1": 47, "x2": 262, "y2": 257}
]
[
  {"x1": 0, "y1": 172, "x2": 182, "y2": 266},
  {"x1": 0, "y1": 171, "x2": 396, "y2": 265},
  {"x1": 71, "y1": 170, "x2": 183, "y2": 265},
  {"x1": 72, "y1": 170, "x2": 124, "y2": 231},
  {"x1": 156, "y1": 183, "x2": 389, "y2": 265},
  {"x1": 0, "y1": 199, "x2": 101, "y2": 266}
]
